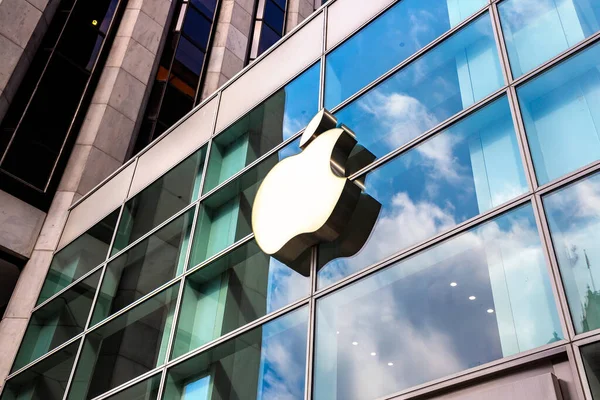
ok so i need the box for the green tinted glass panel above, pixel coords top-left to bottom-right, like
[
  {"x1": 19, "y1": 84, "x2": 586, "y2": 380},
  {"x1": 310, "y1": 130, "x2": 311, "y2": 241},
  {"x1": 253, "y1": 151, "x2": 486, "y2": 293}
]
[
  {"x1": 189, "y1": 140, "x2": 301, "y2": 267},
  {"x1": 203, "y1": 63, "x2": 319, "y2": 193},
  {"x1": 164, "y1": 307, "x2": 308, "y2": 400},
  {"x1": 172, "y1": 239, "x2": 310, "y2": 359},
  {"x1": 1, "y1": 341, "x2": 79, "y2": 400},
  {"x1": 12, "y1": 271, "x2": 101, "y2": 372},
  {"x1": 112, "y1": 147, "x2": 206, "y2": 254},
  {"x1": 582, "y1": 341, "x2": 600, "y2": 399},
  {"x1": 102, "y1": 373, "x2": 162, "y2": 400},
  {"x1": 92, "y1": 209, "x2": 194, "y2": 326},
  {"x1": 38, "y1": 210, "x2": 118, "y2": 304},
  {"x1": 67, "y1": 284, "x2": 179, "y2": 400}
]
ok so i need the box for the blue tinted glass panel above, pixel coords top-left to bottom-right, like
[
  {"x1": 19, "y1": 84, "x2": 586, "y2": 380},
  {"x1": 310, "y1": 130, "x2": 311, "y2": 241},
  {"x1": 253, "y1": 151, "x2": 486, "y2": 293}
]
[
  {"x1": 544, "y1": 171, "x2": 600, "y2": 334},
  {"x1": 499, "y1": 0, "x2": 600, "y2": 78},
  {"x1": 183, "y1": 7, "x2": 211, "y2": 49},
  {"x1": 191, "y1": 0, "x2": 216, "y2": 18},
  {"x1": 315, "y1": 204, "x2": 562, "y2": 400},
  {"x1": 334, "y1": 13, "x2": 503, "y2": 160},
  {"x1": 325, "y1": 0, "x2": 486, "y2": 108},
  {"x1": 517, "y1": 41, "x2": 600, "y2": 185},
  {"x1": 264, "y1": 0, "x2": 285, "y2": 34},
  {"x1": 318, "y1": 96, "x2": 528, "y2": 288},
  {"x1": 273, "y1": 0, "x2": 286, "y2": 9},
  {"x1": 258, "y1": 23, "x2": 281, "y2": 56},
  {"x1": 175, "y1": 37, "x2": 204, "y2": 76}
]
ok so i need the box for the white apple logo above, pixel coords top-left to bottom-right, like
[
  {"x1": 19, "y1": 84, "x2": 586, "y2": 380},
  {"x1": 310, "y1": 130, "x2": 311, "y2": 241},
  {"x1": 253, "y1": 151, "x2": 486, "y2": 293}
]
[{"x1": 252, "y1": 109, "x2": 380, "y2": 272}]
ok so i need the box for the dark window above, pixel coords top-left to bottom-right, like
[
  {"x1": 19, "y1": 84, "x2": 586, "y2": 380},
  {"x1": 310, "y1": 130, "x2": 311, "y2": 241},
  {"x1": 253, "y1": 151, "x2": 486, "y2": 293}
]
[
  {"x1": 130, "y1": 0, "x2": 218, "y2": 155},
  {"x1": 250, "y1": 0, "x2": 288, "y2": 60},
  {"x1": 0, "y1": 0, "x2": 125, "y2": 210},
  {"x1": 263, "y1": 0, "x2": 285, "y2": 34}
]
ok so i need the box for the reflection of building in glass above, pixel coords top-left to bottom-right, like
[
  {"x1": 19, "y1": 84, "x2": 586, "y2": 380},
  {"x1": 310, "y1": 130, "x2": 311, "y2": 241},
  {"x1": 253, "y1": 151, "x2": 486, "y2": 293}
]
[{"x1": 4, "y1": 0, "x2": 600, "y2": 399}]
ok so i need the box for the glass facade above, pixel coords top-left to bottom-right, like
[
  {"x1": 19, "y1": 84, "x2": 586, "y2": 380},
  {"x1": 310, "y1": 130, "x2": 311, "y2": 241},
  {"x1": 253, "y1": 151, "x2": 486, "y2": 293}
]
[
  {"x1": 333, "y1": 13, "x2": 504, "y2": 160},
  {"x1": 315, "y1": 205, "x2": 561, "y2": 400},
  {"x1": 8, "y1": 0, "x2": 600, "y2": 399}
]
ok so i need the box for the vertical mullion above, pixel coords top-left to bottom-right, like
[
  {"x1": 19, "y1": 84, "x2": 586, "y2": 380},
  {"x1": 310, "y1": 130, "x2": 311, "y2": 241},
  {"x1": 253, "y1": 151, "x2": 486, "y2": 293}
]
[
  {"x1": 532, "y1": 195, "x2": 575, "y2": 341},
  {"x1": 304, "y1": 247, "x2": 318, "y2": 400},
  {"x1": 61, "y1": 337, "x2": 86, "y2": 400},
  {"x1": 489, "y1": 1, "x2": 513, "y2": 85},
  {"x1": 532, "y1": 193, "x2": 577, "y2": 341},
  {"x1": 318, "y1": 4, "x2": 327, "y2": 110},
  {"x1": 569, "y1": 343, "x2": 590, "y2": 400},
  {"x1": 507, "y1": 86, "x2": 538, "y2": 193},
  {"x1": 194, "y1": 0, "x2": 221, "y2": 105}
]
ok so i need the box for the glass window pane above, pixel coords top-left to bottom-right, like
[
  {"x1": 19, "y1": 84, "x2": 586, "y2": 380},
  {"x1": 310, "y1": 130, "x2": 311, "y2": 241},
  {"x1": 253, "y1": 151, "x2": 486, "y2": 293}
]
[
  {"x1": 517, "y1": 41, "x2": 600, "y2": 185},
  {"x1": 314, "y1": 204, "x2": 562, "y2": 400},
  {"x1": 102, "y1": 373, "x2": 162, "y2": 400},
  {"x1": 582, "y1": 341, "x2": 600, "y2": 399},
  {"x1": 258, "y1": 23, "x2": 281, "y2": 56},
  {"x1": 12, "y1": 271, "x2": 101, "y2": 372},
  {"x1": 264, "y1": 0, "x2": 285, "y2": 34},
  {"x1": 67, "y1": 284, "x2": 179, "y2": 400},
  {"x1": 325, "y1": 0, "x2": 486, "y2": 108},
  {"x1": 191, "y1": 0, "x2": 217, "y2": 18},
  {"x1": 39, "y1": 210, "x2": 119, "y2": 304},
  {"x1": 0, "y1": 341, "x2": 79, "y2": 400},
  {"x1": 112, "y1": 148, "x2": 206, "y2": 254},
  {"x1": 544, "y1": 171, "x2": 600, "y2": 334},
  {"x1": 92, "y1": 209, "x2": 195, "y2": 326},
  {"x1": 318, "y1": 96, "x2": 527, "y2": 288},
  {"x1": 172, "y1": 239, "x2": 310, "y2": 359},
  {"x1": 164, "y1": 307, "x2": 308, "y2": 400},
  {"x1": 203, "y1": 63, "x2": 320, "y2": 193},
  {"x1": 191, "y1": 140, "x2": 302, "y2": 266},
  {"x1": 333, "y1": 13, "x2": 503, "y2": 161},
  {"x1": 499, "y1": 0, "x2": 600, "y2": 78},
  {"x1": 183, "y1": 7, "x2": 211, "y2": 50},
  {"x1": 183, "y1": 7, "x2": 212, "y2": 49},
  {"x1": 158, "y1": 77, "x2": 195, "y2": 127},
  {"x1": 172, "y1": 37, "x2": 205, "y2": 90}
]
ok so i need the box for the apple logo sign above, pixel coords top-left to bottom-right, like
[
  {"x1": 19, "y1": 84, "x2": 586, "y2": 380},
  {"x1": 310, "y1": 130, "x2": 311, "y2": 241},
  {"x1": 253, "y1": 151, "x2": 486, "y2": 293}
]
[{"x1": 252, "y1": 109, "x2": 381, "y2": 275}]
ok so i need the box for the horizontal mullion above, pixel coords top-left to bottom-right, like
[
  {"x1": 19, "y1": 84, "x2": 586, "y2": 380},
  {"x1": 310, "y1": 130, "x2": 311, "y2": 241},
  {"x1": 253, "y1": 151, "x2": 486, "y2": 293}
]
[
  {"x1": 324, "y1": 4, "x2": 490, "y2": 108},
  {"x1": 314, "y1": 193, "x2": 533, "y2": 300},
  {"x1": 6, "y1": 333, "x2": 84, "y2": 381},
  {"x1": 347, "y1": 87, "x2": 508, "y2": 181},
  {"x1": 511, "y1": 29, "x2": 600, "y2": 88},
  {"x1": 32, "y1": 262, "x2": 106, "y2": 313},
  {"x1": 84, "y1": 278, "x2": 183, "y2": 336},
  {"x1": 200, "y1": 129, "x2": 304, "y2": 200},
  {"x1": 103, "y1": 201, "x2": 198, "y2": 265},
  {"x1": 165, "y1": 296, "x2": 310, "y2": 368}
]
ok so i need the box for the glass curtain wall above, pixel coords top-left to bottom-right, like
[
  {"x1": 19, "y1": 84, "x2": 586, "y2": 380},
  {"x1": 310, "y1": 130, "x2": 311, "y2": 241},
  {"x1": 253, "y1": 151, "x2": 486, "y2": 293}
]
[{"x1": 11, "y1": 0, "x2": 600, "y2": 399}]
